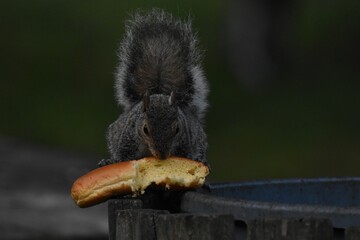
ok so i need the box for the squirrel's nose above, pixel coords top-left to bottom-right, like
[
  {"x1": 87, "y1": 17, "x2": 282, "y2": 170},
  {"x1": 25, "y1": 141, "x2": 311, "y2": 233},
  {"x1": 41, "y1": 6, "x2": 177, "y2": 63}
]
[
  {"x1": 150, "y1": 148, "x2": 169, "y2": 160},
  {"x1": 158, "y1": 152, "x2": 169, "y2": 160}
]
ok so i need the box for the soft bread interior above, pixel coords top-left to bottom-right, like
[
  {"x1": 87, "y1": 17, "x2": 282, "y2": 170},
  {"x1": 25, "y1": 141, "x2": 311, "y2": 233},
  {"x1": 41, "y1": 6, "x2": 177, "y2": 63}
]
[{"x1": 135, "y1": 157, "x2": 208, "y2": 193}]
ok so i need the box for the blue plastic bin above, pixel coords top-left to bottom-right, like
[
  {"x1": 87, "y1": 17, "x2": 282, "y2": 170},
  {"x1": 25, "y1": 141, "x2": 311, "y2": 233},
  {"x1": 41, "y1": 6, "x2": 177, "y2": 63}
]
[{"x1": 181, "y1": 177, "x2": 360, "y2": 228}]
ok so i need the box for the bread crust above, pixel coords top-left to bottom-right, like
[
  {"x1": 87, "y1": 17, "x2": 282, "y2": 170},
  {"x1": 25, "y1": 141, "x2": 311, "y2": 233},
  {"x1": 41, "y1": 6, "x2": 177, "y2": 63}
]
[
  {"x1": 71, "y1": 157, "x2": 209, "y2": 208},
  {"x1": 71, "y1": 161, "x2": 136, "y2": 207}
]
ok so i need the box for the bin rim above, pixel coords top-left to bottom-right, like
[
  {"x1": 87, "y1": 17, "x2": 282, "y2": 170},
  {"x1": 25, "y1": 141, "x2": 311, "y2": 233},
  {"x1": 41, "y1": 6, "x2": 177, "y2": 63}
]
[{"x1": 207, "y1": 176, "x2": 360, "y2": 189}]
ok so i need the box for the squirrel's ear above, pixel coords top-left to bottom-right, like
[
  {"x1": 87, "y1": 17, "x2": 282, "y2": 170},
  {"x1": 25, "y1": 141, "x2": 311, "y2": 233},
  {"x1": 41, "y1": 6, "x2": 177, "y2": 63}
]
[
  {"x1": 169, "y1": 91, "x2": 175, "y2": 106},
  {"x1": 143, "y1": 91, "x2": 150, "y2": 112}
]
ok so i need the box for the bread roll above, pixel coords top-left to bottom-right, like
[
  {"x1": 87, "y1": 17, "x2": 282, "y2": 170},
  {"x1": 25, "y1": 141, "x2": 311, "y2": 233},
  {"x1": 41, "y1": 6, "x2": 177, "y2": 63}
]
[{"x1": 71, "y1": 157, "x2": 209, "y2": 208}]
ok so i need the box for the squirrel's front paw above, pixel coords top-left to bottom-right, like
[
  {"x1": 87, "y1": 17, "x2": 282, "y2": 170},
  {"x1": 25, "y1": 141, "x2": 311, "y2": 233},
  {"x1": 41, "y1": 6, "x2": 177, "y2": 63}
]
[{"x1": 98, "y1": 159, "x2": 112, "y2": 167}]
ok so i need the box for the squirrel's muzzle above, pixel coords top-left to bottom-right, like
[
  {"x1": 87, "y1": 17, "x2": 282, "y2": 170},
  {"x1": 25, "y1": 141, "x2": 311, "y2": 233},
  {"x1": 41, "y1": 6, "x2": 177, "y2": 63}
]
[{"x1": 150, "y1": 147, "x2": 170, "y2": 160}]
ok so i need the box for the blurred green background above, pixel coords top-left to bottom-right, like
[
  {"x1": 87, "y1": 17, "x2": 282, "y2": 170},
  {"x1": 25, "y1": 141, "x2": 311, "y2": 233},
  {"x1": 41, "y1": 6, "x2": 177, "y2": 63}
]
[{"x1": 1, "y1": 0, "x2": 359, "y2": 181}]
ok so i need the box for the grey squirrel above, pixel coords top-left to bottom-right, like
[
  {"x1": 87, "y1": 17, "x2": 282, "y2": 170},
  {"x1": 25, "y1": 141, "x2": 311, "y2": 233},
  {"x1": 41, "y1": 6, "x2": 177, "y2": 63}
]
[{"x1": 99, "y1": 9, "x2": 209, "y2": 167}]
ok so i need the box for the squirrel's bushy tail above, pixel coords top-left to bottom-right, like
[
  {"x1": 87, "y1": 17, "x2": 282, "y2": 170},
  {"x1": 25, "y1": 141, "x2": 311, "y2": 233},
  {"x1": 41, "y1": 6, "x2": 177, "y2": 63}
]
[{"x1": 115, "y1": 9, "x2": 208, "y2": 119}]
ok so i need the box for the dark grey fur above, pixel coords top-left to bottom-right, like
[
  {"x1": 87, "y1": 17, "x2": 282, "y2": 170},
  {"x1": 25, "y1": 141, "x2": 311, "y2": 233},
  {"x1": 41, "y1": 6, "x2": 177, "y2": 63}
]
[{"x1": 100, "y1": 9, "x2": 209, "y2": 166}]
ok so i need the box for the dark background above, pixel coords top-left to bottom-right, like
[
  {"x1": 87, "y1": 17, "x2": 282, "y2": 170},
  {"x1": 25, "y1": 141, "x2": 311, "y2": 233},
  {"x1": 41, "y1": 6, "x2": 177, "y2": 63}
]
[{"x1": 1, "y1": 0, "x2": 359, "y2": 238}]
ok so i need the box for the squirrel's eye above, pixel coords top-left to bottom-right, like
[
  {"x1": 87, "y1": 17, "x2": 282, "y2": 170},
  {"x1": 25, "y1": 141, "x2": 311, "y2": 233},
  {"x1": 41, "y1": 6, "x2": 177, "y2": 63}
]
[
  {"x1": 174, "y1": 124, "x2": 180, "y2": 135},
  {"x1": 143, "y1": 124, "x2": 149, "y2": 136}
]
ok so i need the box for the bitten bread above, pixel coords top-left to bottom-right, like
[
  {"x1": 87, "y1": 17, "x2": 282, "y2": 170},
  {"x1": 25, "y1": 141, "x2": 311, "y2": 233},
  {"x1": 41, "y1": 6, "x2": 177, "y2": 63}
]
[{"x1": 71, "y1": 157, "x2": 209, "y2": 208}]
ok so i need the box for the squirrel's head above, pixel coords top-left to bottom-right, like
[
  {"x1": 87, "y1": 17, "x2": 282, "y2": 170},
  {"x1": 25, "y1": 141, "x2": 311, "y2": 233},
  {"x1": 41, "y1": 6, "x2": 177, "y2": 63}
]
[{"x1": 140, "y1": 92, "x2": 180, "y2": 160}]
